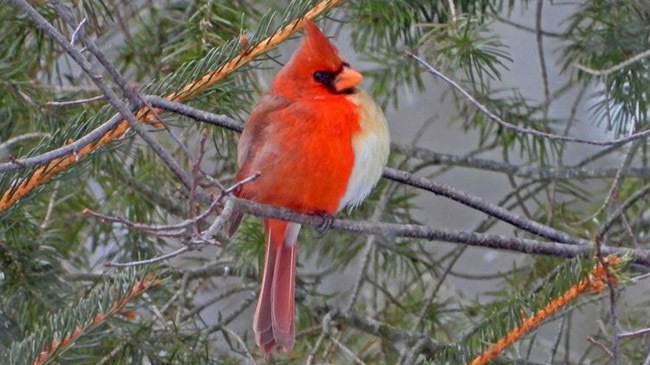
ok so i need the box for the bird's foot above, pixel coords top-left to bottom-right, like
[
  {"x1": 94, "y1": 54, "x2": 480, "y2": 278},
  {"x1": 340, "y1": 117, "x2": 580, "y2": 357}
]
[{"x1": 315, "y1": 213, "x2": 334, "y2": 237}]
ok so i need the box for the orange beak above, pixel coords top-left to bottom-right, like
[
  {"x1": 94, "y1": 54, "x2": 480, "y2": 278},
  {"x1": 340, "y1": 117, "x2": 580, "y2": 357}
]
[{"x1": 334, "y1": 66, "x2": 363, "y2": 92}]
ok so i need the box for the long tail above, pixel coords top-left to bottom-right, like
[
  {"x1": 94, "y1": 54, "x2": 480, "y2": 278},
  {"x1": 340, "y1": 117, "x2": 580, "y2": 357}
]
[{"x1": 254, "y1": 219, "x2": 301, "y2": 354}]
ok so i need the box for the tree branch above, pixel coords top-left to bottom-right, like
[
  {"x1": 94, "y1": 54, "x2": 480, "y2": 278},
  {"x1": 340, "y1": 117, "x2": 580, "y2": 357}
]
[
  {"x1": 382, "y1": 167, "x2": 586, "y2": 245},
  {"x1": 228, "y1": 197, "x2": 650, "y2": 266},
  {"x1": 574, "y1": 48, "x2": 650, "y2": 76},
  {"x1": 408, "y1": 51, "x2": 650, "y2": 147}
]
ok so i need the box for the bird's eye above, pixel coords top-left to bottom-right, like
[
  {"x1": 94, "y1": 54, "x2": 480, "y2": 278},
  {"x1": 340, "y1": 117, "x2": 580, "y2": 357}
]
[{"x1": 313, "y1": 71, "x2": 334, "y2": 86}]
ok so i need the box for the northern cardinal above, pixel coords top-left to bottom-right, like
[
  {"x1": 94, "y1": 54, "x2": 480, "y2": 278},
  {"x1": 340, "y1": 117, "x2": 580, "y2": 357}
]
[{"x1": 228, "y1": 21, "x2": 390, "y2": 354}]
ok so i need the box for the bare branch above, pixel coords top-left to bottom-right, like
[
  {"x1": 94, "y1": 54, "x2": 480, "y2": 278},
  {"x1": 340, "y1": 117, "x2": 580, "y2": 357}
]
[
  {"x1": 47, "y1": 95, "x2": 106, "y2": 107},
  {"x1": 586, "y1": 336, "x2": 614, "y2": 360},
  {"x1": 618, "y1": 327, "x2": 650, "y2": 339},
  {"x1": 69, "y1": 18, "x2": 87, "y2": 45},
  {"x1": 229, "y1": 197, "x2": 650, "y2": 266},
  {"x1": 382, "y1": 167, "x2": 586, "y2": 246},
  {"x1": 493, "y1": 14, "x2": 565, "y2": 38},
  {"x1": 575, "y1": 48, "x2": 650, "y2": 76},
  {"x1": 0, "y1": 133, "x2": 51, "y2": 157},
  {"x1": 407, "y1": 51, "x2": 650, "y2": 147},
  {"x1": 104, "y1": 246, "x2": 191, "y2": 268},
  {"x1": 598, "y1": 183, "x2": 650, "y2": 237},
  {"x1": 143, "y1": 95, "x2": 243, "y2": 132}
]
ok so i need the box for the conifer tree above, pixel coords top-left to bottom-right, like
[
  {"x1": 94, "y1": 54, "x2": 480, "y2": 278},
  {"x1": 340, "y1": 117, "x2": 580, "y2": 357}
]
[{"x1": 2, "y1": 0, "x2": 650, "y2": 363}]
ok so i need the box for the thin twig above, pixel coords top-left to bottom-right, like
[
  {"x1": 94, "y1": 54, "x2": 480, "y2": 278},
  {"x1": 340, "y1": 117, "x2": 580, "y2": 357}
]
[
  {"x1": 188, "y1": 129, "x2": 209, "y2": 229},
  {"x1": 402, "y1": 337, "x2": 428, "y2": 365},
  {"x1": 594, "y1": 236, "x2": 619, "y2": 365},
  {"x1": 40, "y1": 180, "x2": 60, "y2": 230},
  {"x1": 105, "y1": 246, "x2": 191, "y2": 268},
  {"x1": 143, "y1": 95, "x2": 243, "y2": 132},
  {"x1": 0, "y1": 115, "x2": 121, "y2": 172},
  {"x1": 618, "y1": 327, "x2": 650, "y2": 339},
  {"x1": 203, "y1": 294, "x2": 256, "y2": 336},
  {"x1": 382, "y1": 167, "x2": 586, "y2": 246},
  {"x1": 307, "y1": 311, "x2": 336, "y2": 365},
  {"x1": 175, "y1": 272, "x2": 190, "y2": 326},
  {"x1": 493, "y1": 14, "x2": 564, "y2": 38},
  {"x1": 586, "y1": 336, "x2": 614, "y2": 360},
  {"x1": 575, "y1": 48, "x2": 650, "y2": 76},
  {"x1": 69, "y1": 18, "x2": 87, "y2": 45},
  {"x1": 644, "y1": 349, "x2": 650, "y2": 365},
  {"x1": 96, "y1": 343, "x2": 126, "y2": 365},
  {"x1": 346, "y1": 185, "x2": 391, "y2": 310},
  {"x1": 329, "y1": 334, "x2": 366, "y2": 365},
  {"x1": 82, "y1": 209, "x2": 189, "y2": 234},
  {"x1": 0, "y1": 133, "x2": 51, "y2": 156},
  {"x1": 394, "y1": 142, "x2": 650, "y2": 180},
  {"x1": 306, "y1": 329, "x2": 328, "y2": 365},
  {"x1": 181, "y1": 284, "x2": 257, "y2": 321},
  {"x1": 407, "y1": 51, "x2": 650, "y2": 147},
  {"x1": 47, "y1": 95, "x2": 106, "y2": 107},
  {"x1": 549, "y1": 316, "x2": 566, "y2": 364},
  {"x1": 573, "y1": 140, "x2": 642, "y2": 226},
  {"x1": 410, "y1": 247, "x2": 464, "y2": 332},
  {"x1": 598, "y1": 183, "x2": 650, "y2": 237},
  {"x1": 446, "y1": 0, "x2": 457, "y2": 23},
  {"x1": 221, "y1": 326, "x2": 258, "y2": 365},
  {"x1": 535, "y1": 0, "x2": 550, "y2": 119}
]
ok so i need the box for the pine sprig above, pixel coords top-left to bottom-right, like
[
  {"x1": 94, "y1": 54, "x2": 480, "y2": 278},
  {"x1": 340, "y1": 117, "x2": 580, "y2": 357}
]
[
  {"x1": 433, "y1": 256, "x2": 624, "y2": 364},
  {"x1": 2, "y1": 270, "x2": 159, "y2": 365}
]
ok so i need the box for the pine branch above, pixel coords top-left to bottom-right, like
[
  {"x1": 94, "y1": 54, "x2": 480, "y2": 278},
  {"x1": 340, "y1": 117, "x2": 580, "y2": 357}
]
[
  {"x1": 2, "y1": 270, "x2": 159, "y2": 365},
  {"x1": 469, "y1": 256, "x2": 621, "y2": 365}
]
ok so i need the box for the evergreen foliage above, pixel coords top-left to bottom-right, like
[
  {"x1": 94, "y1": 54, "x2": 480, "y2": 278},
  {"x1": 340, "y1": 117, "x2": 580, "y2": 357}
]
[{"x1": 2, "y1": 0, "x2": 650, "y2": 363}]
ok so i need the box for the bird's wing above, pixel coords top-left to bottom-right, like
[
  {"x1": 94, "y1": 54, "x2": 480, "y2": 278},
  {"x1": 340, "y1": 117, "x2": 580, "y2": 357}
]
[
  {"x1": 227, "y1": 94, "x2": 291, "y2": 236},
  {"x1": 237, "y1": 94, "x2": 291, "y2": 168}
]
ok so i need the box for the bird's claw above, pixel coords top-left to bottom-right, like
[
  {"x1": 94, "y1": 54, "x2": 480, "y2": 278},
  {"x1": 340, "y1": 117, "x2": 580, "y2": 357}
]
[{"x1": 316, "y1": 214, "x2": 334, "y2": 237}]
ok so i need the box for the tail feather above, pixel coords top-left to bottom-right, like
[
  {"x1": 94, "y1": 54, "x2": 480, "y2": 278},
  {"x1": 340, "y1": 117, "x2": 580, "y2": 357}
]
[
  {"x1": 254, "y1": 219, "x2": 301, "y2": 354},
  {"x1": 253, "y1": 227, "x2": 276, "y2": 351}
]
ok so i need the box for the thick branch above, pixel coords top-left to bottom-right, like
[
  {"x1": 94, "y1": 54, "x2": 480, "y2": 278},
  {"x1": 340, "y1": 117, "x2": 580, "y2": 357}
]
[
  {"x1": 382, "y1": 167, "x2": 586, "y2": 246},
  {"x1": 228, "y1": 197, "x2": 650, "y2": 266}
]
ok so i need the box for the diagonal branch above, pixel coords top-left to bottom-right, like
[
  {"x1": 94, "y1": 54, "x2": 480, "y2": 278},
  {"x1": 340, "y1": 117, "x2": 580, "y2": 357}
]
[
  {"x1": 382, "y1": 167, "x2": 586, "y2": 245},
  {"x1": 574, "y1": 48, "x2": 650, "y2": 76},
  {"x1": 407, "y1": 51, "x2": 650, "y2": 147}
]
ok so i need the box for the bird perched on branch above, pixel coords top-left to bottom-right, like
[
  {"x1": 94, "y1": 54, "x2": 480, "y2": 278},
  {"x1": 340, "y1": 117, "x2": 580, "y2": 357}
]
[{"x1": 228, "y1": 20, "x2": 390, "y2": 354}]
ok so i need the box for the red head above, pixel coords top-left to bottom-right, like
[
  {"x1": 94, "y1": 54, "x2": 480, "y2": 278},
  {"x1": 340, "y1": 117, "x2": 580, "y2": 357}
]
[{"x1": 270, "y1": 21, "x2": 363, "y2": 99}]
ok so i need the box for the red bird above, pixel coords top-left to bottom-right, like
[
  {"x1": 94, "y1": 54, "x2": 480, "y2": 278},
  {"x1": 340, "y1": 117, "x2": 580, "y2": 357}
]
[{"x1": 229, "y1": 21, "x2": 390, "y2": 354}]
